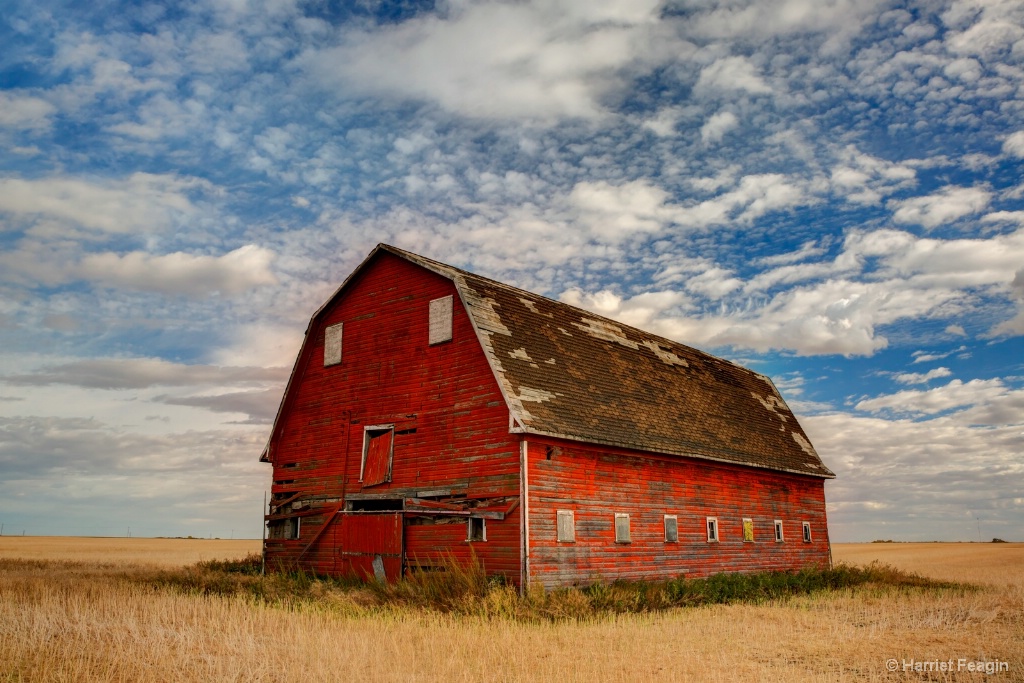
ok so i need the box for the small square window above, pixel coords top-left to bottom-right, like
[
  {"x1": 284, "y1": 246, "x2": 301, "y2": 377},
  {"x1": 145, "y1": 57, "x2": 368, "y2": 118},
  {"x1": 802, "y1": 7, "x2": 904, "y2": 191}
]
[
  {"x1": 556, "y1": 510, "x2": 575, "y2": 543},
  {"x1": 468, "y1": 517, "x2": 486, "y2": 542},
  {"x1": 614, "y1": 513, "x2": 631, "y2": 543},
  {"x1": 802, "y1": 522, "x2": 812, "y2": 543},
  {"x1": 706, "y1": 517, "x2": 719, "y2": 542},
  {"x1": 742, "y1": 518, "x2": 754, "y2": 542},
  {"x1": 664, "y1": 515, "x2": 678, "y2": 543},
  {"x1": 774, "y1": 520, "x2": 784, "y2": 542}
]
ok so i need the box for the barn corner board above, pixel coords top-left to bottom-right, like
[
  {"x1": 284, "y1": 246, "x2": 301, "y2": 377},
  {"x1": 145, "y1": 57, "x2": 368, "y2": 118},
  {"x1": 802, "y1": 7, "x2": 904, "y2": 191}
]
[{"x1": 261, "y1": 244, "x2": 834, "y2": 588}]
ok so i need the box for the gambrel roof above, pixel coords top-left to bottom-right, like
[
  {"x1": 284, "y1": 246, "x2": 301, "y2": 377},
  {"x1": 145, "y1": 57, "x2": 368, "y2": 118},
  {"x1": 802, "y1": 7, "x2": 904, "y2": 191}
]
[{"x1": 265, "y1": 244, "x2": 834, "y2": 479}]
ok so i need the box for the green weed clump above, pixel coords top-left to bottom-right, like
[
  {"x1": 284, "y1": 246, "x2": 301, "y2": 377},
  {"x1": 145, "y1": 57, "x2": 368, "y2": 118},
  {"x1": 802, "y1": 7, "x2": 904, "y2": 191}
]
[{"x1": 139, "y1": 556, "x2": 972, "y2": 621}]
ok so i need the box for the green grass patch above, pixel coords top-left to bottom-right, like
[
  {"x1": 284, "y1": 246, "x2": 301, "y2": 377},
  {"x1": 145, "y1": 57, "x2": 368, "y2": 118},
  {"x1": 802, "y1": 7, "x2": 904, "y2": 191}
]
[{"x1": 133, "y1": 553, "x2": 974, "y2": 621}]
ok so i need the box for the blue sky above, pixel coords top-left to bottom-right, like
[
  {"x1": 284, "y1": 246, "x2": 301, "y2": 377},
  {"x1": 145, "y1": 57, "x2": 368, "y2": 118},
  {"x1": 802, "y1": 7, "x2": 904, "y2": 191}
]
[{"x1": 1, "y1": 0, "x2": 1022, "y2": 542}]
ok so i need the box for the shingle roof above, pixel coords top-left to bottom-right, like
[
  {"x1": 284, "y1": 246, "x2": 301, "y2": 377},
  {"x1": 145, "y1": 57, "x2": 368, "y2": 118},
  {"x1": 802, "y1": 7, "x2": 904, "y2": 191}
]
[{"x1": 380, "y1": 245, "x2": 834, "y2": 479}]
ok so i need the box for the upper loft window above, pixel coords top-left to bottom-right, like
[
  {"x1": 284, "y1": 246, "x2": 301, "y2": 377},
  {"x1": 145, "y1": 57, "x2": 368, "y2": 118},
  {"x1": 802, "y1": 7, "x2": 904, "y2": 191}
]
[
  {"x1": 429, "y1": 295, "x2": 453, "y2": 345},
  {"x1": 360, "y1": 426, "x2": 395, "y2": 487},
  {"x1": 324, "y1": 322, "x2": 343, "y2": 366}
]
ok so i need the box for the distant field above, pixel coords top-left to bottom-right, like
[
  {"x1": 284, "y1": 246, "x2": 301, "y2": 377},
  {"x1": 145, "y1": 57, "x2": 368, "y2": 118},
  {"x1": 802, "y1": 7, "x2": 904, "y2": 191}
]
[
  {"x1": 0, "y1": 535, "x2": 261, "y2": 566},
  {"x1": 1, "y1": 539, "x2": 1021, "y2": 682},
  {"x1": 833, "y1": 542, "x2": 1024, "y2": 586}
]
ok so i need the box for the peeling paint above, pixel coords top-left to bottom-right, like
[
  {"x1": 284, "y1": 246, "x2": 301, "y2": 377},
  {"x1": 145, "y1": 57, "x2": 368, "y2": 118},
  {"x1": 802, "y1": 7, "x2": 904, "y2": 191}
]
[
  {"x1": 518, "y1": 386, "x2": 558, "y2": 403},
  {"x1": 520, "y1": 297, "x2": 553, "y2": 318},
  {"x1": 641, "y1": 340, "x2": 689, "y2": 367},
  {"x1": 751, "y1": 392, "x2": 789, "y2": 422},
  {"x1": 572, "y1": 318, "x2": 639, "y2": 349},
  {"x1": 509, "y1": 347, "x2": 533, "y2": 361},
  {"x1": 793, "y1": 432, "x2": 819, "y2": 457}
]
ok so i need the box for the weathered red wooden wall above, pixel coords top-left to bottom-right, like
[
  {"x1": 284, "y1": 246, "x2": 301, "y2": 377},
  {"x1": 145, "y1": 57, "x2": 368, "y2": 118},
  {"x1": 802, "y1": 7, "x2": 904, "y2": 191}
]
[
  {"x1": 524, "y1": 438, "x2": 831, "y2": 588},
  {"x1": 264, "y1": 253, "x2": 521, "y2": 581}
]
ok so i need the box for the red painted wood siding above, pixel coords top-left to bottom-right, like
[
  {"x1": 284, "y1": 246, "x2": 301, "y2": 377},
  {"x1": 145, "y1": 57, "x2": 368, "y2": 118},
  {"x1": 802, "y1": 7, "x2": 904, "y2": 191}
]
[
  {"x1": 525, "y1": 438, "x2": 831, "y2": 588},
  {"x1": 264, "y1": 253, "x2": 521, "y2": 579}
]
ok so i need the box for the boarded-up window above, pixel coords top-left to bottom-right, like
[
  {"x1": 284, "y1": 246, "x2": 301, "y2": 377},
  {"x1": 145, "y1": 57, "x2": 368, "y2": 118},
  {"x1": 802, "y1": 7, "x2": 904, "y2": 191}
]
[
  {"x1": 742, "y1": 518, "x2": 754, "y2": 542},
  {"x1": 556, "y1": 510, "x2": 575, "y2": 543},
  {"x1": 324, "y1": 323, "x2": 343, "y2": 366},
  {"x1": 774, "y1": 520, "x2": 784, "y2": 542},
  {"x1": 428, "y1": 295, "x2": 453, "y2": 345},
  {"x1": 664, "y1": 515, "x2": 678, "y2": 543},
  {"x1": 706, "y1": 517, "x2": 719, "y2": 542},
  {"x1": 802, "y1": 522, "x2": 812, "y2": 543},
  {"x1": 361, "y1": 427, "x2": 394, "y2": 486},
  {"x1": 614, "y1": 513, "x2": 631, "y2": 543}
]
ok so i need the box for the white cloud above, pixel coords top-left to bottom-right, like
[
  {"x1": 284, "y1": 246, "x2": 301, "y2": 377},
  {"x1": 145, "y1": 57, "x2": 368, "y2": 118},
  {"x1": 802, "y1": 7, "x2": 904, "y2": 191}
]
[
  {"x1": 0, "y1": 92, "x2": 57, "y2": 130},
  {"x1": 756, "y1": 240, "x2": 826, "y2": 266},
  {"x1": 890, "y1": 186, "x2": 993, "y2": 229},
  {"x1": 569, "y1": 179, "x2": 675, "y2": 239},
  {"x1": 3, "y1": 357, "x2": 288, "y2": 390},
  {"x1": 560, "y1": 288, "x2": 690, "y2": 331},
  {"x1": 78, "y1": 245, "x2": 278, "y2": 296},
  {"x1": 700, "y1": 111, "x2": 739, "y2": 144},
  {"x1": 829, "y1": 145, "x2": 916, "y2": 206},
  {"x1": 805, "y1": 407, "x2": 1024, "y2": 542},
  {"x1": 641, "y1": 107, "x2": 683, "y2": 136},
  {"x1": 911, "y1": 347, "x2": 966, "y2": 364},
  {"x1": 0, "y1": 173, "x2": 209, "y2": 235},
  {"x1": 682, "y1": 0, "x2": 885, "y2": 42},
  {"x1": 855, "y1": 378, "x2": 1008, "y2": 416},
  {"x1": 893, "y1": 366, "x2": 953, "y2": 385},
  {"x1": 302, "y1": 0, "x2": 677, "y2": 120},
  {"x1": 989, "y1": 267, "x2": 1024, "y2": 337},
  {"x1": 945, "y1": 15, "x2": 1024, "y2": 58},
  {"x1": 1003, "y1": 131, "x2": 1024, "y2": 158},
  {"x1": 695, "y1": 56, "x2": 772, "y2": 94}
]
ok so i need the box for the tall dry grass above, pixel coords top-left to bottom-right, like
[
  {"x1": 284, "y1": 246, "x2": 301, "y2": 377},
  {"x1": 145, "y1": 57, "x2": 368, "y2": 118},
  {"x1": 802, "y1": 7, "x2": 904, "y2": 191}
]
[{"x1": 2, "y1": 539, "x2": 1022, "y2": 682}]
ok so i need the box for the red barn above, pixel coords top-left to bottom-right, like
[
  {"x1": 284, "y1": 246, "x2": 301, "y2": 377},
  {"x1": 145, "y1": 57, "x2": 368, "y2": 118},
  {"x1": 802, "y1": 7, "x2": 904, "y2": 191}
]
[{"x1": 261, "y1": 244, "x2": 835, "y2": 588}]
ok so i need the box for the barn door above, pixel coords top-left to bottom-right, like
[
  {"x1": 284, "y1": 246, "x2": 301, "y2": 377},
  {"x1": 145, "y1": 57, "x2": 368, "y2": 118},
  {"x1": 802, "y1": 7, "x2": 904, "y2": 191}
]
[{"x1": 336, "y1": 512, "x2": 404, "y2": 582}]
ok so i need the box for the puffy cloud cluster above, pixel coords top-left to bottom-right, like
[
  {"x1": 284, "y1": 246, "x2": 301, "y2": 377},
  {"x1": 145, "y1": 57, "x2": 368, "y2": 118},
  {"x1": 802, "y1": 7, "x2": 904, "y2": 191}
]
[
  {"x1": 0, "y1": 173, "x2": 277, "y2": 296},
  {"x1": 559, "y1": 222, "x2": 1024, "y2": 356},
  {"x1": 302, "y1": 0, "x2": 673, "y2": 121}
]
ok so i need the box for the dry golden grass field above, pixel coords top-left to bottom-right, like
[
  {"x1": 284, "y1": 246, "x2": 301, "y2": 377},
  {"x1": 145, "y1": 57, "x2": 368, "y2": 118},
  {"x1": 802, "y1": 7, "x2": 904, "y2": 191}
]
[{"x1": 1, "y1": 537, "x2": 1021, "y2": 682}]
